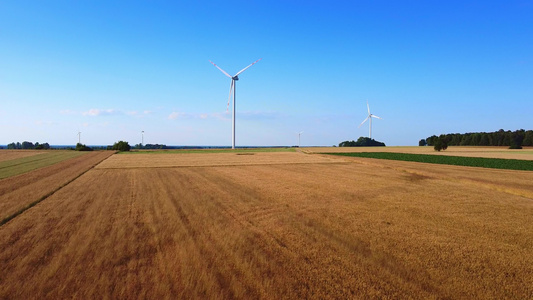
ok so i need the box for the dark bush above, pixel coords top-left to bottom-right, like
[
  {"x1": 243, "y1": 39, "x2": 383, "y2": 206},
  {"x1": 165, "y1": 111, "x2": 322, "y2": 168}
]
[
  {"x1": 75, "y1": 143, "x2": 93, "y2": 151},
  {"x1": 112, "y1": 141, "x2": 131, "y2": 152}
]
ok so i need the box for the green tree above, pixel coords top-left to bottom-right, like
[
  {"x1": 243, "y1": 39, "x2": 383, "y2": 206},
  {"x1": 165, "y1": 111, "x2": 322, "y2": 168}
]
[
  {"x1": 495, "y1": 129, "x2": 506, "y2": 146},
  {"x1": 479, "y1": 133, "x2": 489, "y2": 146},
  {"x1": 419, "y1": 139, "x2": 427, "y2": 146},
  {"x1": 460, "y1": 134, "x2": 472, "y2": 146},
  {"x1": 450, "y1": 134, "x2": 462, "y2": 146},
  {"x1": 339, "y1": 140, "x2": 356, "y2": 147},
  {"x1": 471, "y1": 133, "x2": 482, "y2": 146},
  {"x1": 426, "y1": 135, "x2": 437, "y2": 146},
  {"x1": 112, "y1": 141, "x2": 131, "y2": 152},
  {"x1": 509, "y1": 130, "x2": 524, "y2": 149},
  {"x1": 523, "y1": 130, "x2": 533, "y2": 146},
  {"x1": 75, "y1": 143, "x2": 93, "y2": 151},
  {"x1": 339, "y1": 137, "x2": 385, "y2": 147},
  {"x1": 21, "y1": 141, "x2": 34, "y2": 149},
  {"x1": 434, "y1": 135, "x2": 448, "y2": 152}
]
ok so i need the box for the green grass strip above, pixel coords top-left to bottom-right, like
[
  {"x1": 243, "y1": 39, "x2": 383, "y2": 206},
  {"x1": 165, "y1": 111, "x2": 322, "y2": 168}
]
[
  {"x1": 324, "y1": 152, "x2": 533, "y2": 171},
  {"x1": 0, "y1": 151, "x2": 86, "y2": 179},
  {"x1": 121, "y1": 148, "x2": 296, "y2": 154}
]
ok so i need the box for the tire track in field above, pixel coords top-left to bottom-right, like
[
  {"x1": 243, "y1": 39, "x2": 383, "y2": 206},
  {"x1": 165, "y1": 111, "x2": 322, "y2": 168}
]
[{"x1": 162, "y1": 169, "x2": 259, "y2": 299}]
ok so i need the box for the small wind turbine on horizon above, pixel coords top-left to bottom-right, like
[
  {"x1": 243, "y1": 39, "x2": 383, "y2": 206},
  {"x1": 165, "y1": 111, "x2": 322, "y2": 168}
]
[
  {"x1": 298, "y1": 131, "x2": 304, "y2": 147},
  {"x1": 358, "y1": 101, "x2": 382, "y2": 139},
  {"x1": 210, "y1": 58, "x2": 262, "y2": 149},
  {"x1": 77, "y1": 131, "x2": 81, "y2": 144}
]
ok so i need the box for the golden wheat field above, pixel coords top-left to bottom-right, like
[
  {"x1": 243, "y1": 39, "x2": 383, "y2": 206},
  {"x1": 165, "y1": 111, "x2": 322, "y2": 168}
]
[{"x1": 0, "y1": 148, "x2": 532, "y2": 299}]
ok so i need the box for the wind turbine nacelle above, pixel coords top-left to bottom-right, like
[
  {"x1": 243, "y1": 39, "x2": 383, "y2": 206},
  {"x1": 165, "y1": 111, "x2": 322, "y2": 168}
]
[{"x1": 232, "y1": 76, "x2": 239, "y2": 81}]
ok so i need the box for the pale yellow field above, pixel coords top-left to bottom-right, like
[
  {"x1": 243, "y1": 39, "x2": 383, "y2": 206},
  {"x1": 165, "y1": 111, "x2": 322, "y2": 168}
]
[
  {"x1": 96, "y1": 151, "x2": 339, "y2": 169},
  {"x1": 1, "y1": 150, "x2": 532, "y2": 298}
]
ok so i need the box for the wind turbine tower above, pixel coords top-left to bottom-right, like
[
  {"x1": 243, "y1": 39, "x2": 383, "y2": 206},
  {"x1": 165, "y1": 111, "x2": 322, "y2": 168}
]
[
  {"x1": 77, "y1": 131, "x2": 81, "y2": 144},
  {"x1": 298, "y1": 131, "x2": 304, "y2": 147},
  {"x1": 210, "y1": 58, "x2": 262, "y2": 149},
  {"x1": 358, "y1": 101, "x2": 382, "y2": 139}
]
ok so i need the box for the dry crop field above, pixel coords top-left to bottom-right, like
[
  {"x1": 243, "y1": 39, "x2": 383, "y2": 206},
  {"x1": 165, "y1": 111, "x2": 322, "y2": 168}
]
[{"x1": 1, "y1": 149, "x2": 532, "y2": 298}]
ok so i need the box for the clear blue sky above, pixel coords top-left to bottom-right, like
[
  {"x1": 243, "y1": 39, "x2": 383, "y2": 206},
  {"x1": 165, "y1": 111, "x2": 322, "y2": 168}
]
[{"x1": 1, "y1": 1, "x2": 532, "y2": 146}]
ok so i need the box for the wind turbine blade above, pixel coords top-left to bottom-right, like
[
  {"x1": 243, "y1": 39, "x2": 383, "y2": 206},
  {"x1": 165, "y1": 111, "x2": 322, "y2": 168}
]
[
  {"x1": 209, "y1": 60, "x2": 232, "y2": 78},
  {"x1": 227, "y1": 80, "x2": 234, "y2": 112},
  {"x1": 372, "y1": 115, "x2": 383, "y2": 120},
  {"x1": 235, "y1": 58, "x2": 262, "y2": 76},
  {"x1": 358, "y1": 117, "x2": 369, "y2": 128},
  {"x1": 367, "y1": 101, "x2": 370, "y2": 115}
]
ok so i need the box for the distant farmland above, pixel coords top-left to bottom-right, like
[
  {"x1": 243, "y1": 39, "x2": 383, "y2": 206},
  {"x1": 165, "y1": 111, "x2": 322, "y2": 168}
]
[
  {"x1": 325, "y1": 152, "x2": 533, "y2": 171},
  {"x1": 1, "y1": 149, "x2": 532, "y2": 298}
]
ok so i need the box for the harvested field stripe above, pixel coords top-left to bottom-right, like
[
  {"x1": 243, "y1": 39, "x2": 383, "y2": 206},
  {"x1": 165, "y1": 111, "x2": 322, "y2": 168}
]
[
  {"x1": 0, "y1": 150, "x2": 45, "y2": 163},
  {"x1": 0, "y1": 151, "x2": 85, "y2": 179},
  {"x1": 0, "y1": 152, "x2": 113, "y2": 226},
  {"x1": 324, "y1": 152, "x2": 533, "y2": 171},
  {"x1": 0, "y1": 152, "x2": 76, "y2": 169}
]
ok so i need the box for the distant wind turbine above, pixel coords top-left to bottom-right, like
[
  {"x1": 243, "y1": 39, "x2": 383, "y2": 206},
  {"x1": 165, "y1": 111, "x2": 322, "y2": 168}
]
[
  {"x1": 358, "y1": 101, "x2": 382, "y2": 139},
  {"x1": 77, "y1": 131, "x2": 81, "y2": 144},
  {"x1": 210, "y1": 58, "x2": 262, "y2": 149},
  {"x1": 298, "y1": 131, "x2": 304, "y2": 147}
]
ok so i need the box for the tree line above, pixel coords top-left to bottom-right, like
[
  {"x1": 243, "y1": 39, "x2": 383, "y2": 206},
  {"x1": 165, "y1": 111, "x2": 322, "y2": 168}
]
[
  {"x1": 133, "y1": 143, "x2": 171, "y2": 150},
  {"x1": 7, "y1": 141, "x2": 51, "y2": 150},
  {"x1": 420, "y1": 129, "x2": 533, "y2": 149},
  {"x1": 5, "y1": 141, "x2": 132, "y2": 152},
  {"x1": 339, "y1": 137, "x2": 386, "y2": 147}
]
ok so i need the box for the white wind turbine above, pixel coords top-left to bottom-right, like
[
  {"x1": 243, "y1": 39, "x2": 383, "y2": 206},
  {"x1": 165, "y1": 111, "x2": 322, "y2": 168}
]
[
  {"x1": 298, "y1": 131, "x2": 304, "y2": 147},
  {"x1": 358, "y1": 101, "x2": 382, "y2": 139},
  {"x1": 210, "y1": 58, "x2": 262, "y2": 149}
]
